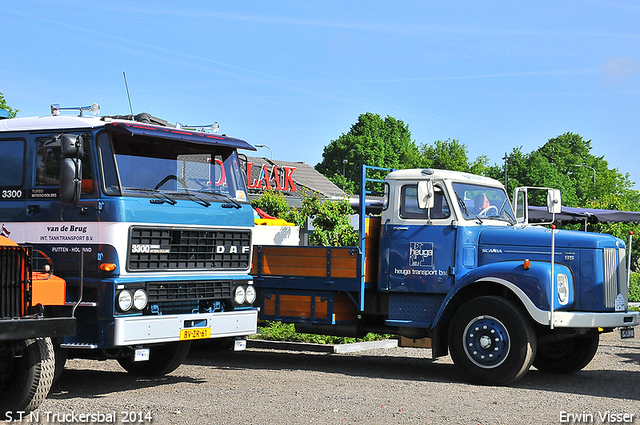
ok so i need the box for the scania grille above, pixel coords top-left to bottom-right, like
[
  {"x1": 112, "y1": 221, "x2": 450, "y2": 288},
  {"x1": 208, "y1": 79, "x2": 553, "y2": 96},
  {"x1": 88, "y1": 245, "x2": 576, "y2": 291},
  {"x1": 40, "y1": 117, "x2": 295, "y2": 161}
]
[
  {"x1": 1, "y1": 245, "x2": 31, "y2": 319},
  {"x1": 603, "y1": 248, "x2": 628, "y2": 308},
  {"x1": 147, "y1": 280, "x2": 233, "y2": 302},
  {"x1": 128, "y1": 227, "x2": 251, "y2": 271}
]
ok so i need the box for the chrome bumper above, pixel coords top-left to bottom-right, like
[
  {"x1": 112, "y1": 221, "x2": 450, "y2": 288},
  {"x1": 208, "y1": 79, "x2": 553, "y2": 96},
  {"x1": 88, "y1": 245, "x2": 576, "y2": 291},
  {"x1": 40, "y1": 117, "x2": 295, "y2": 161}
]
[
  {"x1": 552, "y1": 310, "x2": 639, "y2": 328},
  {"x1": 114, "y1": 309, "x2": 258, "y2": 346}
]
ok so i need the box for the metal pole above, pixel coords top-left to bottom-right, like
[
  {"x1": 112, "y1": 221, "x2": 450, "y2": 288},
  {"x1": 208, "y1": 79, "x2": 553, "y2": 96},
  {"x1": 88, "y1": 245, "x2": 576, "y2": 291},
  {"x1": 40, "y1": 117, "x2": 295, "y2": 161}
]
[
  {"x1": 255, "y1": 144, "x2": 273, "y2": 160},
  {"x1": 342, "y1": 159, "x2": 348, "y2": 191}
]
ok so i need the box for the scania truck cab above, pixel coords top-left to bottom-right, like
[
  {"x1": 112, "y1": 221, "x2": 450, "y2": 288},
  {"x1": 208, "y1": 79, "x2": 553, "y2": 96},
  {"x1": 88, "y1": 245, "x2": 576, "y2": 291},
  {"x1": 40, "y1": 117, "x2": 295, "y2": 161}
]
[
  {"x1": 0, "y1": 105, "x2": 258, "y2": 377},
  {"x1": 252, "y1": 166, "x2": 639, "y2": 385}
]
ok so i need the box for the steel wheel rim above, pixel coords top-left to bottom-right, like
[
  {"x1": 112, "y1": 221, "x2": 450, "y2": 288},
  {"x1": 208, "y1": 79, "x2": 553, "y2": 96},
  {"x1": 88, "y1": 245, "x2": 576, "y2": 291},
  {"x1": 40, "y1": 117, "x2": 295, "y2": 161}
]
[{"x1": 462, "y1": 315, "x2": 510, "y2": 369}]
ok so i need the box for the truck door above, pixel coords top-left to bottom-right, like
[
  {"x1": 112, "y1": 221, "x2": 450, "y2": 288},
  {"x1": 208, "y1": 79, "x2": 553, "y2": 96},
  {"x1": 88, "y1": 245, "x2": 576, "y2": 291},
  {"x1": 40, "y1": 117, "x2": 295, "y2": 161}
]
[
  {"x1": 381, "y1": 182, "x2": 457, "y2": 294},
  {"x1": 24, "y1": 133, "x2": 99, "y2": 273},
  {"x1": 0, "y1": 137, "x2": 27, "y2": 237}
]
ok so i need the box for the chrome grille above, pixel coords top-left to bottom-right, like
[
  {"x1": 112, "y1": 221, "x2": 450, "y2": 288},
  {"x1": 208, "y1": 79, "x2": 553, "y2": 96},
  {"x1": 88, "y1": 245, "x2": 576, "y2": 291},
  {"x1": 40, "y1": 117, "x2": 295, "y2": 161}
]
[
  {"x1": 147, "y1": 280, "x2": 233, "y2": 302},
  {"x1": 128, "y1": 226, "x2": 251, "y2": 271},
  {"x1": 603, "y1": 248, "x2": 620, "y2": 308},
  {"x1": 618, "y1": 248, "x2": 629, "y2": 301}
]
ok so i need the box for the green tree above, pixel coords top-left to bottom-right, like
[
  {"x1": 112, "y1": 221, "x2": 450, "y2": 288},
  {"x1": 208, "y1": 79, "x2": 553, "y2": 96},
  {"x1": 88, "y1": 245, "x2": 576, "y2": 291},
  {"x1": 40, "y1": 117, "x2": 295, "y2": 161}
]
[
  {"x1": 0, "y1": 92, "x2": 19, "y2": 118},
  {"x1": 494, "y1": 132, "x2": 640, "y2": 270},
  {"x1": 418, "y1": 138, "x2": 489, "y2": 174},
  {"x1": 315, "y1": 113, "x2": 421, "y2": 194},
  {"x1": 498, "y1": 133, "x2": 635, "y2": 207}
]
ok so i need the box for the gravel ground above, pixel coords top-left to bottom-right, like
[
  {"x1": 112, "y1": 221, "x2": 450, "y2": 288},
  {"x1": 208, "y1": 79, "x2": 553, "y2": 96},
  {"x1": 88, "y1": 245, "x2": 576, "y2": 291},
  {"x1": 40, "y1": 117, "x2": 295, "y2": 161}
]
[{"x1": 6, "y1": 331, "x2": 639, "y2": 425}]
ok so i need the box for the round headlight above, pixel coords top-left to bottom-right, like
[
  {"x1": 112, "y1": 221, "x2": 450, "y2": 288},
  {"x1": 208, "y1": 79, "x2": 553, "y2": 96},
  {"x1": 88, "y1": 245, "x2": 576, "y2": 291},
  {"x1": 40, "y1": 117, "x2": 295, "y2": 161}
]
[
  {"x1": 245, "y1": 285, "x2": 256, "y2": 304},
  {"x1": 133, "y1": 289, "x2": 148, "y2": 310},
  {"x1": 234, "y1": 286, "x2": 246, "y2": 304},
  {"x1": 557, "y1": 273, "x2": 569, "y2": 305},
  {"x1": 118, "y1": 290, "x2": 133, "y2": 311}
]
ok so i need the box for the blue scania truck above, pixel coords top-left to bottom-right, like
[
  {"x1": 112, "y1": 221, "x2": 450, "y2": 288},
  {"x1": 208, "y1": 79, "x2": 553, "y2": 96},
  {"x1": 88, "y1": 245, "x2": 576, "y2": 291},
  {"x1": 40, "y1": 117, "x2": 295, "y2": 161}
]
[
  {"x1": 252, "y1": 166, "x2": 639, "y2": 385},
  {"x1": 0, "y1": 105, "x2": 257, "y2": 376}
]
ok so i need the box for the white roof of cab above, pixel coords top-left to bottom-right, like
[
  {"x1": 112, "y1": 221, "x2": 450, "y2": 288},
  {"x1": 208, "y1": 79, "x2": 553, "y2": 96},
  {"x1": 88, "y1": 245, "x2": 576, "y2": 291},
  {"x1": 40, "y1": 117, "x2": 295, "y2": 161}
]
[
  {"x1": 387, "y1": 168, "x2": 504, "y2": 187},
  {"x1": 0, "y1": 115, "x2": 108, "y2": 132}
]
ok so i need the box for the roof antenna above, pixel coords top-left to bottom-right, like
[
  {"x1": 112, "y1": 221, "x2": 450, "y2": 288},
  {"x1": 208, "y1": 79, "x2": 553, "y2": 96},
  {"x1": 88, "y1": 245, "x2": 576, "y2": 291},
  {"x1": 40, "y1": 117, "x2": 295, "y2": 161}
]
[{"x1": 123, "y1": 72, "x2": 134, "y2": 118}]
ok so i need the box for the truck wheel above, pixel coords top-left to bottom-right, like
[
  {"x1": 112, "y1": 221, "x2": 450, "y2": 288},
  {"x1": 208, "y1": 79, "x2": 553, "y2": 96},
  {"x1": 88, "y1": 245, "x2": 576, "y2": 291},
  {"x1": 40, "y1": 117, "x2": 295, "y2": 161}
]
[
  {"x1": 53, "y1": 343, "x2": 68, "y2": 383},
  {"x1": 0, "y1": 338, "x2": 55, "y2": 416},
  {"x1": 117, "y1": 342, "x2": 191, "y2": 377},
  {"x1": 448, "y1": 296, "x2": 536, "y2": 385},
  {"x1": 533, "y1": 332, "x2": 599, "y2": 374}
]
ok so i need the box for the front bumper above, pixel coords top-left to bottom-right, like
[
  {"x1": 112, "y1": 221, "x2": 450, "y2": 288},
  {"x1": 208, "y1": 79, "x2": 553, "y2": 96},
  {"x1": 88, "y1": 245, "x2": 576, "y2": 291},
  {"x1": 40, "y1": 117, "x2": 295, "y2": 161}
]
[
  {"x1": 114, "y1": 309, "x2": 258, "y2": 346},
  {"x1": 552, "y1": 310, "x2": 639, "y2": 328}
]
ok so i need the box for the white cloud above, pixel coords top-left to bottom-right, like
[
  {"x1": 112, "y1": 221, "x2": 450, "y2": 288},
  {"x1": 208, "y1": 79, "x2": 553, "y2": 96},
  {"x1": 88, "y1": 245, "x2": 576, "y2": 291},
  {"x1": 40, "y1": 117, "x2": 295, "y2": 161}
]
[{"x1": 602, "y1": 55, "x2": 640, "y2": 85}]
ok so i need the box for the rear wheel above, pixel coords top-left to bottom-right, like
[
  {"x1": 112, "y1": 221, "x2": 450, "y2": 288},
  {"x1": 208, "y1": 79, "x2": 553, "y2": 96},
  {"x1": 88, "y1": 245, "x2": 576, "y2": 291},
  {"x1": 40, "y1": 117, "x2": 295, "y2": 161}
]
[
  {"x1": 533, "y1": 332, "x2": 599, "y2": 374},
  {"x1": 117, "y1": 342, "x2": 191, "y2": 377},
  {"x1": 0, "y1": 338, "x2": 55, "y2": 416},
  {"x1": 448, "y1": 296, "x2": 536, "y2": 385},
  {"x1": 53, "y1": 343, "x2": 68, "y2": 383}
]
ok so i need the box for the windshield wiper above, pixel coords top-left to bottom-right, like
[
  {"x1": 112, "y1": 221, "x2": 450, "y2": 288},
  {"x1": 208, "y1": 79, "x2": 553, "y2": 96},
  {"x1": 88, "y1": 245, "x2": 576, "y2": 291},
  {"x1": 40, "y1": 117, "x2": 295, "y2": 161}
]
[
  {"x1": 210, "y1": 191, "x2": 241, "y2": 209},
  {"x1": 497, "y1": 198, "x2": 517, "y2": 225},
  {"x1": 125, "y1": 187, "x2": 177, "y2": 205},
  {"x1": 455, "y1": 192, "x2": 468, "y2": 216},
  {"x1": 167, "y1": 191, "x2": 211, "y2": 208},
  {"x1": 186, "y1": 189, "x2": 242, "y2": 209},
  {"x1": 456, "y1": 191, "x2": 482, "y2": 223}
]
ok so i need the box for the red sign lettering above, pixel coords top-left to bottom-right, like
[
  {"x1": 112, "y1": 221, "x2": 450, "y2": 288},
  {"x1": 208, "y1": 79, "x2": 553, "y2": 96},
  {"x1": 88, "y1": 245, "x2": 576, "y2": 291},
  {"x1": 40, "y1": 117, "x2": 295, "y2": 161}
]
[{"x1": 246, "y1": 163, "x2": 297, "y2": 192}]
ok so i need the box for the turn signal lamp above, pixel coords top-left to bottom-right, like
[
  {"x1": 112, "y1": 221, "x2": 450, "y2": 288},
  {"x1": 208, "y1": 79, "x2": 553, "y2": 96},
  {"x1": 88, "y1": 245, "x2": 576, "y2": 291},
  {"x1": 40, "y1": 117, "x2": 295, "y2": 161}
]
[
  {"x1": 100, "y1": 263, "x2": 117, "y2": 272},
  {"x1": 523, "y1": 259, "x2": 531, "y2": 270}
]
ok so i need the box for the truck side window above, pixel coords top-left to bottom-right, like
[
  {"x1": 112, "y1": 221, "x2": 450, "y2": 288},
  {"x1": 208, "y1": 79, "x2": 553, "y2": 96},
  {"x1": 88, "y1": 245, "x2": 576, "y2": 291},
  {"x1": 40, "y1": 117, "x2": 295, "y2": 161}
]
[
  {"x1": 0, "y1": 140, "x2": 25, "y2": 187},
  {"x1": 97, "y1": 132, "x2": 121, "y2": 195},
  {"x1": 400, "y1": 184, "x2": 450, "y2": 219},
  {"x1": 35, "y1": 136, "x2": 93, "y2": 193}
]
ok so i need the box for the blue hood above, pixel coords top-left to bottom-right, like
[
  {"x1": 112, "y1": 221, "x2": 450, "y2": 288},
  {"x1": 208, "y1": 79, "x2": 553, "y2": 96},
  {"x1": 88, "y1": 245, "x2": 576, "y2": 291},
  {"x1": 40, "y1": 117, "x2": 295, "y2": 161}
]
[{"x1": 478, "y1": 225, "x2": 624, "y2": 250}]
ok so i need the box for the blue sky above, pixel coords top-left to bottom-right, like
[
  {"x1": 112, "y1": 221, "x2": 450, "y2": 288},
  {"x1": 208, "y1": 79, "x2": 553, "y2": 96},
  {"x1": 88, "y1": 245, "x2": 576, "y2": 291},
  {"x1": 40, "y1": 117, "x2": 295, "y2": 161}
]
[{"x1": 2, "y1": 1, "x2": 640, "y2": 189}]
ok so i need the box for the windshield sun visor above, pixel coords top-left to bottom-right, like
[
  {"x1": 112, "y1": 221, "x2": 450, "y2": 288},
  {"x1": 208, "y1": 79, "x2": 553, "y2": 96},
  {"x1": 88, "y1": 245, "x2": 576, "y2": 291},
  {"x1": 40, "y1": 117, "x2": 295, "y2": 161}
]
[{"x1": 105, "y1": 121, "x2": 256, "y2": 151}]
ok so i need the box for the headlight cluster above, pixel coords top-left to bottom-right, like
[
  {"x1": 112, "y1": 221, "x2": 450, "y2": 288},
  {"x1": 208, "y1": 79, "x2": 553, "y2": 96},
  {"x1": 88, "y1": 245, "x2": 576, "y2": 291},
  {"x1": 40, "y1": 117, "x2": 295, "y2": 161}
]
[
  {"x1": 117, "y1": 288, "x2": 148, "y2": 312},
  {"x1": 234, "y1": 282, "x2": 256, "y2": 305},
  {"x1": 556, "y1": 273, "x2": 569, "y2": 305}
]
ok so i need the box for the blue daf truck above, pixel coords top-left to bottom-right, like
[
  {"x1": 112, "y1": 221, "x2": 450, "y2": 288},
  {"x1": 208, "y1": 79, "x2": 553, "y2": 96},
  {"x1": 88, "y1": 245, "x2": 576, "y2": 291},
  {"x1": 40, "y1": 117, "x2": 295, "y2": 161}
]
[
  {"x1": 252, "y1": 165, "x2": 639, "y2": 385},
  {"x1": 0, "y1": 104, "x2": 257, "y2": 376}
]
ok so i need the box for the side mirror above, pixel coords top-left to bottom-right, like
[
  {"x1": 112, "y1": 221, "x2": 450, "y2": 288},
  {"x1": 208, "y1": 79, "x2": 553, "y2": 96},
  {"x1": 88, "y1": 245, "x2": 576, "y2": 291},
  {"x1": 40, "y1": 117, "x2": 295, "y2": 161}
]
[
  {"x1": 59, "y1": 134, "x2": 84, "y2": 158},
  {"x1": 514, "y1": 187, "x2": 527, "y2": 223},
  {"x1": 417, "y1": 180, "x2": 434, "y2": 210},
  {"x1": 547, "y1": 189, "x2": 562, "y2": 214},
  {"x1": 59, "y1": 158, "x2": 82, "y2": 203}
]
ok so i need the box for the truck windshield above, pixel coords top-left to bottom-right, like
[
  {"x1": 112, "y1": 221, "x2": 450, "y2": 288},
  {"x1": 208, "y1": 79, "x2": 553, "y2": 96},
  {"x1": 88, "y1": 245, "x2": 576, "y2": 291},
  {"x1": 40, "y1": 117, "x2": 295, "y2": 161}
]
[
  {"x1": 451, "y1": 182, "x2": 516, "y2": 223},
  {"x1": 98, "y1": 132, "x2": 248, "y2": 203}
]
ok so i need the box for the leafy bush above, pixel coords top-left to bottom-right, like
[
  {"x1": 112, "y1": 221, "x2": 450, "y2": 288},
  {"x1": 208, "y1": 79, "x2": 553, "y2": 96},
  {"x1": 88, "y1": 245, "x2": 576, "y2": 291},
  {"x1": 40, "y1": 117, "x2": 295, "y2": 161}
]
[
  {"x1": 251, "y1": 321, "x2": 394, "y2": 345},
  {"x1": 629, "y1": 273, "x2": 640, "y2": 303},
  {"x1": 250, "y1": 189, "x2": 358, "y2": 247}
]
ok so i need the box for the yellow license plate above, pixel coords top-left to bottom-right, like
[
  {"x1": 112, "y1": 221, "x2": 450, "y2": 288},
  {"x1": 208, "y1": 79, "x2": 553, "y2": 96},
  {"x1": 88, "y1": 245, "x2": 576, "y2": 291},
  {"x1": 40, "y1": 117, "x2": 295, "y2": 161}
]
[{"x1": 180, "y1": 327, "x2": 211, "y2": 341}]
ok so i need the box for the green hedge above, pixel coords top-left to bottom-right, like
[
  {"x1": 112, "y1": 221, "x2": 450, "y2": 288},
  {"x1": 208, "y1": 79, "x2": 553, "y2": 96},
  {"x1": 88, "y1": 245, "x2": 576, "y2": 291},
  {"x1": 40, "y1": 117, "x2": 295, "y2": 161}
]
[
  {"x1": 250, "y1": 321, "x2": 394, "y2": 345},
  {"x1": 630, "y1": 273, "x2": 640, "y2": 303}
]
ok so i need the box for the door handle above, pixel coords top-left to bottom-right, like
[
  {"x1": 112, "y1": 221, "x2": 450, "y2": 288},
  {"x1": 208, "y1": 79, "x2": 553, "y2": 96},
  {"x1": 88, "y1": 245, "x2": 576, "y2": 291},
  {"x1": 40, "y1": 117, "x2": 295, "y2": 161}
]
[{"x1": 392, "y1": 226, "x2": 408, "y2": 231}]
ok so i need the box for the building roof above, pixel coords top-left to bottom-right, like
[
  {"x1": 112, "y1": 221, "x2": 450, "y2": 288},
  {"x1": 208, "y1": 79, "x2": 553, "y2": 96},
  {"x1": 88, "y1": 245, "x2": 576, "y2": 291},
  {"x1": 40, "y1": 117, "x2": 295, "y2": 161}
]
[{"x1": 246, "y1": 156, "x2": 347, "y2": 206}]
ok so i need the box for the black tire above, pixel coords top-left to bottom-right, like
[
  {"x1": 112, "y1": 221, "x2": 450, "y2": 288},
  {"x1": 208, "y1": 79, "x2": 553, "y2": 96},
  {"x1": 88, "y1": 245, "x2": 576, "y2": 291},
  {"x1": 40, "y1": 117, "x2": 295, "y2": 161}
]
[
  {"x1": 117, "y1": 342, "x2": 191, "y2": 377},
  {"x1": 53, "y1": 343, "x2": 68, "y2": 383},
  {"x1": 0, "y1": 338, "x2": 55, "y2": 416},
  {"x1": 533, "y1": 332, "x2": 599, "y2": 374},
  {"x1": 448, "y1": 296, "x2": 537, "y2": 386}
]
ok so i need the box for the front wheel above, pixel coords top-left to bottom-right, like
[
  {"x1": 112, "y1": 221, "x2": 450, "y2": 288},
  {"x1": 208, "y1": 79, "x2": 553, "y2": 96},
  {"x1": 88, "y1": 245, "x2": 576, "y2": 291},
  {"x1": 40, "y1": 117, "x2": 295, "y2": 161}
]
[
  {"x1": 533, "y1": 332, "x2": 599, "y2": 374},
  {"x1": 448, "y1": 296, "x2": 537, "y2": 385},
  {"x1": 0, "y1": 338, "x2": 55, "y2": 416},
  {"x1": 117, "y1": 342, "x2": 191, "y2": 377}
]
